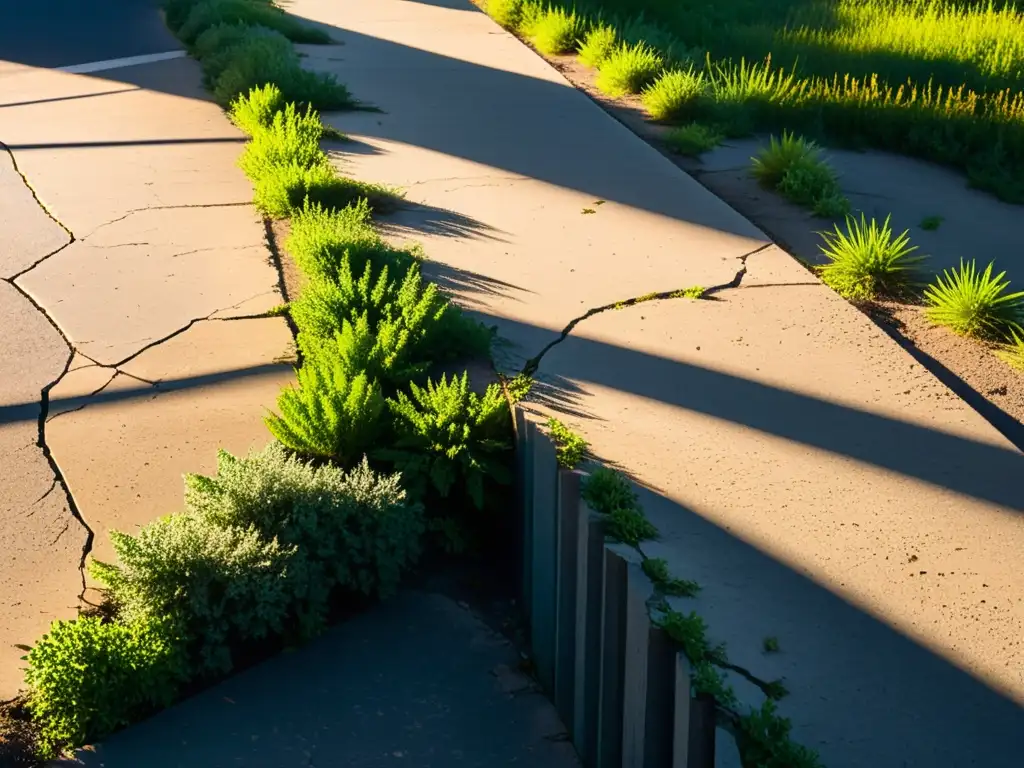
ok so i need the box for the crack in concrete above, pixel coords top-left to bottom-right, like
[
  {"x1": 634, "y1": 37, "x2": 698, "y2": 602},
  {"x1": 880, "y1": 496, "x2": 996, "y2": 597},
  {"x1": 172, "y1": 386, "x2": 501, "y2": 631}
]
[
  {"x1": 45, "y1": 369, "x2": 120, "y2": 423},
  {"x1": 521, "y1": 243, "x2": 772, "y2": 376},
  {"x1": 80, "y1": 200, "x2": 252, "y2": 240},
  {"x1": 405, "y1": 173, "x2": 530, "y2": 189}
]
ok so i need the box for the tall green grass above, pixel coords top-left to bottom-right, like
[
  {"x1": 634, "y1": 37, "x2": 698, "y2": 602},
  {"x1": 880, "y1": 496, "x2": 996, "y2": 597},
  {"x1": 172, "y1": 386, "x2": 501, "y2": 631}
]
[{"x1": 486, "y1": 0, "x2": 1024, "y2": 202}]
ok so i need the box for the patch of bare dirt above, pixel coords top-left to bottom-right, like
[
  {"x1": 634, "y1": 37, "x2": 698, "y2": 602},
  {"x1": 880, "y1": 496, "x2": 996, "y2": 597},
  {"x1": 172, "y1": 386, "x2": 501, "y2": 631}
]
[
  {"x1": 0, "y1": 699, "x2": 40, "y2": 768},
  {"x1": 265, "y1": 217, "x2": 306, "y2": 303}
]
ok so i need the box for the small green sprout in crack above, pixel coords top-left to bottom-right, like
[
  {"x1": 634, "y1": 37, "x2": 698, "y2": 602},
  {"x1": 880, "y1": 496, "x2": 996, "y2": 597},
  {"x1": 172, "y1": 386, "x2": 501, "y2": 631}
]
[
  {"x1": 581, "y1": 468, "x2": 657, "y2": 546},
  {"x1": 737, "y1": 700, "x2": 824, "y2": 768},
  {"x1": 642, "y1": 557, "x2": 700, "y2": 597},
  {"x1": 581, "y1": 207, "x2": 597, "y2": 215},
  {"x1": 546, "y1": 418, "x2": 589, "y2": 469},
  {"x1": 657, "y1": 608, "x2": 728, "y2": 667},
  {"x1": 261, "y1": 302, "x2": 290, "y2": 317},
  {"x1": 919, "y1": 214, "x2": 944, "y2": 231},
  {"x1": 670, "y1": 285, "x2": 706, "y2": 299},
  {"x1": 763, "y1": 635, "x2": 780, "y2": 653},
  {"x1": 635, "y1": 291, "x2": 660, "y2": 303},
  {"x1": 763, "y1": 678, "x2": 790, "y2": 702},
  {"x1": 502, "y1": 372, "x2": 535, "y2": 403}
]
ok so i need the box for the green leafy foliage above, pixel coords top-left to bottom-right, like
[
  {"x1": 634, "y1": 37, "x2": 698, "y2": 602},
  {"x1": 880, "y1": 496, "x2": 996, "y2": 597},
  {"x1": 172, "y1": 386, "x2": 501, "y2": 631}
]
[
  {"x1": 381, "y1": 374, "x2": 511, "y2": 509},
  {"x1": 596, "y1": 42, "x2": 664, "y2": 96},
  {"x1": 924, "y1": 260, "x2": 1024, "y2": 339},
  {"x1": 176, "y1": 0, "x2": 330, "y2": 47},
  {"x1": 642, "y1": 556, "x2": 700, "y2": 597},
  {"x1": 546, "y1": 417, "x2": 589, "y2": 469},
  {"x1": 578, "y1": 23, "x2": 618, "y2": 68},
  {"x1": 817, "y1": 214, "x2": 925, "y2": 301},
  {"x1": 485, "y1": 0, "x2": 525, "y2": 30},
  {"x1": 750, "y1": 132, "x2": 819, "y2": 188},
  {"x1": 641, "y1": 67, "x2": 706, "y2": 122},
  {"x1": 253, "y1": 163, "x2": 398, "y2": 220},
  {"x1": 23, "y1": 616, "x2": 188, "y2": 758},
  {"x1": 580, "y1": 468, "x2": 658, "y2": 546},
  {"x1": 751, "y1": 132, "x2": 849, "y2": 216},
  {"x1": 530, "y1": 7, "x2": 584, "y2": 55},
  {"x1": 665, "y1": 122, "x2": 723, "y2": 156},
  {"x1": 286, "y1": 199, "x2": 419, "y2": 284},
  {"x1": 265, "y1": 349, "x2": 386, "y2": 464},
  {"x1": 996, "y1": 330, "x2": 1024, "y2": 371},
  {"x1": 211, "y1": 34, "x2": 353, "y2": 110},
  {"x1": 658, "y1": 608, "x2": 728, "y2": 667},
  {"x1": 691, "y1": 659, "x2": 738, "y2": 708},
  {"x1": 229, "y1": 82, "x2": 287, "y2": 136},
  {"x1": 238, "y1": 101, "x2": 325, "y2": 179},
  {"x1": 193, "y1": 23, "x2": 290, "y2": 89},
  {"x1": 737, "y1": 700, "x2": 824, "y2": 768},
  {"x1": 90, "y1": 444, "x2": 423, "y2": 674},
  {"x1": 504, "y1": 372, "x2": 534, "y2": 403}
]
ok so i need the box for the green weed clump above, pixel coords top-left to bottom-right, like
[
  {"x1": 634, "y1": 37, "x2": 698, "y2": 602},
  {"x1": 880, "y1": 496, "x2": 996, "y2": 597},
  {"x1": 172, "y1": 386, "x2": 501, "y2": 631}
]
[
  {"x1": 530, "y1": 7, "x2": 584, "y2": 55},
  {"x1": 238, "y1": 101, "x2": 325, "y2": 176},
  {"x1": 817, "y1": 214, "x2": 924, "y2": 301},
  {"x1": 176, "y1": 0, "x2": 330, "y2": 47},
  {"x1": 924, "y1": 260, "x2": 1024, "y2": 338},
  {"x1": 665, "y1": 123, "x2": 723, "y2": 156},
  {"x1": 596, "y1": 42, "x2": 664, "y2": 96},
  {"x1": 486, "y1": 0, "x2": 525, "y2": 30},
  {"x1": 996, "y1": 331, "x2": 1024, "y2": 371},
  {"x1": 379, "y1": 374, "x2": 511, "y2": 510},
  {"x1": 90, "y1": 443, "x2": 422, "y2": 673},
  {"x1": 193, "y1": 23, "x2": 288, "y2": 88},
  {"x1": 546, "y1": 417, "x2": 589, "y2": 468},
  {"x1": 581, "y1": 468, "x2": 658, "y2": 547},
  {"x1": 641, "y1": 67, "x2": 706, "y2": 122},
  {"x1": 229, "y1": 81, "x2": 286, "y2": 135},
  {"x1": 578, "y1": 23, "x2": 618, "y2": 68},
  {"x1": 752, "y1": 133, "x2": 849, "y2": 217},
  {"x1": 266, "y1": 350, "x2": 386, "y2": 464},
  {"x1": 23, "y1": 616, "x2": 188, "y2": 759}
]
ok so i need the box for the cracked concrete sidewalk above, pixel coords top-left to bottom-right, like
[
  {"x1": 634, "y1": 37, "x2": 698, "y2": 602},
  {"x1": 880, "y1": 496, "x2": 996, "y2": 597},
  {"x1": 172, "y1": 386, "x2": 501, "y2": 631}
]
[
  {"x1": 0, "y1": 56, "x2": 294, "y2": 697},
  {"x1": 286, "y1": 0, "x2": 1024, "y2": 765}
]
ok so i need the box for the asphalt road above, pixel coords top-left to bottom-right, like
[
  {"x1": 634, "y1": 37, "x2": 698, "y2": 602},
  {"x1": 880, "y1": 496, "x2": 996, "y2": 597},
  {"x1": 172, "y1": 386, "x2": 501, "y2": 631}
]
[{"x1": 0, "y1": 0, "x2": 179, "y2": 70}]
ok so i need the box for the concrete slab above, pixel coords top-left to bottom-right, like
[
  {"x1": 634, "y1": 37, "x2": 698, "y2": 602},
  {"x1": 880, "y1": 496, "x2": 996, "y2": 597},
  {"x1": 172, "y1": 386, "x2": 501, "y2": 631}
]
[
  {"x1": 0, "y1": 145, "x2": 69, "y2": 279},
  {"x1": 694, "y1": 137, "x2": 1024, "y2": 277},
  {"x1": 16, "y1": 204, "x2": 281, "y2": 365},
  {"x1": 52, "y1": 591, "x2": 579, "y2": 768},
  {"x1": 46, "y1": 318, "x2": 295, "y2": 567},
  {"x1": 280, "y1": 1, "x2": 1024, "y2": 764},
  {"x1": 0, "y1": 282, "x2": 85, "y2": 699}
]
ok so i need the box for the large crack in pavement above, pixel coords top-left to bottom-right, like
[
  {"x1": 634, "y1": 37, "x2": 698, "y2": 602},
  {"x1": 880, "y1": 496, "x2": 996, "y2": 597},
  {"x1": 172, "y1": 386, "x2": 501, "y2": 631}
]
[{"x1": 520, "y1": 242, "x2": 774, "y2": 377}]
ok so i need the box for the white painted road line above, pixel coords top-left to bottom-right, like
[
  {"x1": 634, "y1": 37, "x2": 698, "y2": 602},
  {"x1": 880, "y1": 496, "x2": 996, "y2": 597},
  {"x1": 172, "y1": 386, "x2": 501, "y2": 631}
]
[{"x1": 57, "y1": 50, "x2": 185, "y2": 75}]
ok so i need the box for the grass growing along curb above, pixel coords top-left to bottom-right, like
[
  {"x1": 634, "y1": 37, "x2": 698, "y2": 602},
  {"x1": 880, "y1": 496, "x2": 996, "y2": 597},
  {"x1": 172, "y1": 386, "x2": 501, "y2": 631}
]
[
  {"x1": 481, "y1": 0, "x2": 1024, "y2": 204},
  {"x1": 752, "y1": 132, "x2": 849, "y2": 218},
  {"x1": 664, "y1": 122, "x2": 723, "y2": 156},
  {"x1": 175, "y1": 0, "x2": 332, "y2": 46},
  {"x1": 575, "y1": 467, "x2": 819, "y2": 766},
  {"x1": 529, "y1": 6, "x2": 584, "y2": 55},
  {"x1": 641, "y1": 67, "x2": 706, "y2": 121},
  {"x1": 923, "y1": 260, "x2": 1024, "y2": 339},
  {"x1": 816, "y1": 214, "x2": 924, "y2": 301},
  {"x1": 595, "y1": 42, "x2": 664, "y2": 96}
]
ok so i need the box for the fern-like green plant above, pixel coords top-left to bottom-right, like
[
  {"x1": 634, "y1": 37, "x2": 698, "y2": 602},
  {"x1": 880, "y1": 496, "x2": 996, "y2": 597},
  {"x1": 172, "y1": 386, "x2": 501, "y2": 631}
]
[
  {"x1": 379, "y1": 373, "x2": 511, "y2": 509},
  {"x1": 265, "y1": 347, "x2": 386, "y2": 464},
  {"x1": 229, "y1": 81, "x2": 286, "y2": 136},
  {"x1": 817, "y1": 214, "x2": 925, "y2": 301},
  {"x1": 237, "y1": 101, "x2": 326, "y2": 181},
  {"x1": 546, "y1": 417, "x2": 589, "y2": 468},
  {"x1": 924, "y1": 260, "x2": 1024, "y2": 338},
  {"x1": 193, "y1": 23, "x2": 291, "y2": 89}
]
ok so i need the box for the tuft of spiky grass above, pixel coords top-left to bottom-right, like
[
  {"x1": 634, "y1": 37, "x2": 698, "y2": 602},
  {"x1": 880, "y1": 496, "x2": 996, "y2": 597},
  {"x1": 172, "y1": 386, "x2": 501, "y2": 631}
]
[
  {"x1": 595, "y1": 42, "x2": 664, "y2": 97},
  {"x1": 237, "y1": 102, "x2": 324, "y2": 178},
  {"x1": 664, "y1": 123, "x2": 723, "y2": 156},
  {"x1": 816, "y1": 214, "x2": 925, "y2": 301},
  {"x1": 995, "y1": 331, "x2": 1024, "y2": 371},
  {"x1": 924, "y1": 260, "x2": 1024, "y2": 339},
  {"x1": 641, "y1": 67, "x2": 706, "y2": 121},
  {"x1": 578, "y1": 23, "x2": 618, "y2": 68},
  {"x1": 752, "y1": 132, "x2": 849, "y2": 216},
  {"x1": 530, "y1": 7, "x2": 584, "y2": 55}
]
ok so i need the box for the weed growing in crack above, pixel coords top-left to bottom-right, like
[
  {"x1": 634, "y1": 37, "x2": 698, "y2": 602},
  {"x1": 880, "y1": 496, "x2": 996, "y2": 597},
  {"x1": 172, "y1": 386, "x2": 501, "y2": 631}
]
[
  {"x1": 530, "y1": 7, "x2": 584, "y2": 55},
  {"x1": 737, "y1": 700, "x2": 824, "y2": 768},
  {"x1": 229, "y1": 82, "x2": 286, "y2": 135},
  {"x1": 596, "y1": 42, "x2": 664, "y2": 96},
  {"x1": 763, "y1": 636, "x2": 780, "y2": 653},
  {"x1": 919, "y1": 215, "x2": 944, "y2": 231},
  {"x1": 581, "y1": 468, "x2": 657, "y2": 546},
  {"x1": 546, "y1": 418, "x2": 589, "y2": 469},
  {"x1": 752, "y1": 132, "x2": 849, "y2": 217},
  {"x1": 670, "y1": 285, "x2": 707, "y2": 299},
  {"x1": 642, "y1": 557, "x2": 700, "y2": 597},
  {"x1": 485, "y1": 0, "x2": 525, "y2": 30},
  {"x1": 924, "y1": 260, "x2": 1024, "y2": 339},
  {"x1": 503, "y1": 372, "x2": 535, "y2": 403},
  {"x1": 641, "y1": 67, "x2": 706, "y2": 121},
  {"x1": 817, "y1": 214, "x2": 925, "y2": 301},
  {"x1": 665, "y1": 122, "x2": 723, "y2": 156}
]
